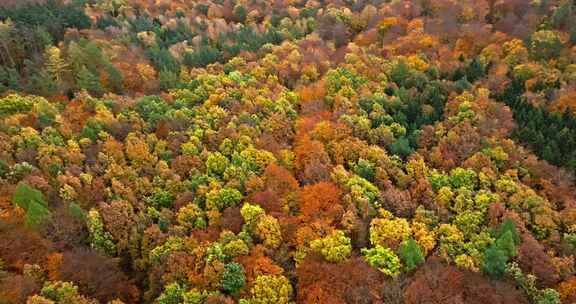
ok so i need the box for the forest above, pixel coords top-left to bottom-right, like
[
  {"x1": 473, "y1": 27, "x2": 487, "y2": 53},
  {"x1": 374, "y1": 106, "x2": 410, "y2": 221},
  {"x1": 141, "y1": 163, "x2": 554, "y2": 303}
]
[{"x1": 1, "y1": 0, "x2": 576, "y2": 303}]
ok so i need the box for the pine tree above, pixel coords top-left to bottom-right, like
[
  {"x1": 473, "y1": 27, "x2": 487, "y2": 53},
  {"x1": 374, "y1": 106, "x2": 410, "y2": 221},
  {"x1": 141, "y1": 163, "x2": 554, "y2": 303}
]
[
  {"x1": 44, "y1": 46, "x2": 68, "y2": 83},
  {"x1": 105, "y1": 63, "x2": 123, "y2": 94},
  {"x1": 398, "y1": 238, "x2": 425, "y2": 272},
  {"x1": 76, "y1": 66, "x2": 103, "y2": 96},
  {"x1": 482, "y1": 245, "x2": 509, "y2": 279}
]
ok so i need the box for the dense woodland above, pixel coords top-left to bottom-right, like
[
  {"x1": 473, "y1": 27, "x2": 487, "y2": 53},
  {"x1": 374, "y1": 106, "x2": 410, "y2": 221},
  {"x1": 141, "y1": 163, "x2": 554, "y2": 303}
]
[{"x1": 1, "y1": 0, "x2": 576, "y2": 303}]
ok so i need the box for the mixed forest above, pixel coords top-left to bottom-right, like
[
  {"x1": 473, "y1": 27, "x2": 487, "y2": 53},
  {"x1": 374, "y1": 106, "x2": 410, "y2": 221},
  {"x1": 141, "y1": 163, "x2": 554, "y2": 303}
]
[{"x1": 2, "y1": 0, "x2": 576, "y2": 303}]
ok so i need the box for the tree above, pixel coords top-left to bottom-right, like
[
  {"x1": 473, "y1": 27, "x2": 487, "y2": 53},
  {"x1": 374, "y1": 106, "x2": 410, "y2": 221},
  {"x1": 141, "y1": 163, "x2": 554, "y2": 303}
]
[
  {"x1": 134, "y1": 95, "x2": 170, "y2": 126},
  {"x1": 156, "y1": 282, "x2": 185, "y2": 304},
  {"x1": 233, "y1": 5, "x2": 247, "y2": 23},
  {"x1": 249, "y1": 275, "x2": 293, "y2": 304},
  {"x1": 76, "y1": 66, "x2": 103, "y2": 96},
  {"x1": 255, "y1": 214, "x2": 282, "y2": 249},
  {"x1": 105, "y1": 63, "x2": 123, "y2": 94},
  {"x1": 12, "y1": 182, "x2": 51, "y2": 227},
  {"x1": 206, "y1": 152, "x2": 230, "y2": 176},
  {"x1": 43, "y1": 46, "x2": 68, "y2": 83},
  {"x1": 55, "y1": 249, "x2": 138, "y2": 303},
  {"x1": 481, "y1": 243, "x2": 509, "y2": 279},
  {"x1": 220, "y1": 262, "x2": 245, "y2": 294},
  {"x1": 205, "y1": 188, "x2": 242, "y2": 211},
  {"x1": 530, "y1": 30, "x2": 563, "y2": 61},
  {"x1": 298, "y1": 182, "x2": 343, "y2": 223},
  {"x1": 398, "y1": 238, "x2": 424, "y2": 272},
  {"x1": 0, "y1": 94, "x2": 40, "y2": 117},
  {"x1": 361, "y1": 245, "x2": 401, "y2": 277},
  {"x1": 158, "y1": 69, "x2": 179, "y2": 91},
  {"x1": 369, "y1": 210, "x2": 412, "y2": 250},
  {"x1": 309, "y1": 230, "x2": 352, "y2": 263},
  {"x1": 86, "y1": 209, "x2": 116, "y2": 256}
]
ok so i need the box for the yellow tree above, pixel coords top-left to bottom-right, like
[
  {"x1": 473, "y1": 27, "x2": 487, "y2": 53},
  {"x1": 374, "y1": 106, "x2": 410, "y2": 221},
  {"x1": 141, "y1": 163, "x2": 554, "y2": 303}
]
[{"x1": 44, "y1": 46, "x2": 68, "y2": 83}]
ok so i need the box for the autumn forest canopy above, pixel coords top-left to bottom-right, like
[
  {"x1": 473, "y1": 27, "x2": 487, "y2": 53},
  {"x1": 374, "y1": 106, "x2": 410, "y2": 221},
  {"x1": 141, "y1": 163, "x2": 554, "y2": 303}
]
[{"x1": 2, "y1": 0, "x2": 576, "y2": 303}]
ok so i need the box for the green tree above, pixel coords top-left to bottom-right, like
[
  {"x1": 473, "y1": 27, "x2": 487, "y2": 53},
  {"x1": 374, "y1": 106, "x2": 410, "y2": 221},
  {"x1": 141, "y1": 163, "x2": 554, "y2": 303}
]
[
  {"x1": 76, "y1": 66, "x2": 103, "y2": 96},
  {"x1": 398, "y1": 238, "x2": 424, "y2": 272},
  {"x1": 146, "y1": 189, "x2": 175, "y2": 209},
  {"x1": 0, "y1": 66, "x2": 19, "y2": 93},
  {"x1": 105, "y1": 63, "x2": 123, "y2": 94},
  {"x1": 158, "y1": 69, "x2": 179, "y2": 91},
  {"x1": 482, "y1": 219, "x2": 520, "y2": 278},
  {"x1": 220, "y1": 262, "x2": 245, "y2": 294},
  {"x1": 353, "y1": 158, "x2": 375, "y2": 182},
  {"x1": 205, "y1": 187, "x2": 242, "y2": 211},
  {"x1": 134, "y1": 95, "x2": 171, "y2": 125},
  {"x1": 0, "y1": 93, "x2": 39, "y2": 117},
  {"x1": 233, "y1": 5, "x2": 247, "y2": 23},
  {"x1": 12, "y1": 182, "x2": 51, "y2": 227},
  {"x1": 481, "y1": 244, "x2": 508, "y2": 279}
]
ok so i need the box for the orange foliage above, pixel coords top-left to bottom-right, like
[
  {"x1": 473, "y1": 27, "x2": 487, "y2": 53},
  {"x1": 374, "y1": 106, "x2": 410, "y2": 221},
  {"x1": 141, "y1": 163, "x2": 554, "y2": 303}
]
[
  {"x1": 236, "y1": 245, "x2": 283, "y2": 293},
  {"x1": 298, "y1": 182, "x2": 343, "y2": 224},
  {"x1": 558, "y1": 276, "x2": 576, "y2": 302}
]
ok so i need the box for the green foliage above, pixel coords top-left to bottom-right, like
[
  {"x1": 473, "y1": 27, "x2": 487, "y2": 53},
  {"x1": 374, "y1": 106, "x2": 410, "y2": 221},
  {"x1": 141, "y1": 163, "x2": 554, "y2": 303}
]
[
  {"x1": 345, "y1": 174, "x2": 380, "y2": 205},
  {"x1": 80, "y1": 119, "x2": 104, "y2": 142},
  {"x1": 146, "y1": 189, "x2": 175, "y2": 209},
  {"x1": 134, "y1": 95, "x2": 171, "y2": 125},
  {"x1": 482, "y1": 220, "x2": 520, "y2": 279},
  {"x1": 361, "y1": 245, "x2": 402, "y2": 277},
  {"x1": 146, "y1": 47, "x2": 180, "y2": 74},
  {"x1": 40, "y1": 281, "x2": 81, "y2": 303},
  {"x1": 183, "y1": 46, "x2": 223, "y2": 68},
  {"x1": 497, "y1": 78, "x2": 576, "y2": 172},
  {"x1": 0, "y1": 159, "x2": 8, "y2": 178},
  {"x1": 12, "y1": 182, "x2": 51, "y2": 227},
  {"x1": 68, "y1": 202, "x2": 85, "y2": 220},
  {"x1": 0, "y1": 67, "x2": 19, "y2": 93},
  {"x1": 325, "y1": 67, "x2": 367, "y2": 95},
  {"x1": 205, "y1": 187, "x2": 243, "y2": 211},
  {"x1": 398, "y1": 238, "x2": 424, "y2": 272},
  {"x1": 449, "y1": 167, "x2": 477, "y2": 189},
  {"x1": 387, "y1": 136, "x2": 413, "y2": 158},
  {"x1": 390, "y1": 60, "x2": 411, "y2": 87},
  {"x1": 233, "y1": 5, "x2": 247, "y2": 23},
  {"x1": 105, "y1": 63, "x2": 124, "y2": 94},
  {"x1": 0, "y1": 0, "x2": 91, "y2": 40},
  {"x1": 76, "y1": 66, "x2": 103, "y2": 96},
  {"x1": 353, "y1": 158, "x2": 375, "y2": 182},
  {"x1": 220, "y1": 262, "x2": 246, "y2": 294},
  {"x1": 481, "y1": 242, "x2": 509, "y2": 279},
  {"x1": 491, "y1": 219, "x2": 521, "y2": 245},
  {"x1": 159, "y1": 69, "x2": 180, "y2": 91},
  {"x1": 0, "y1": 94, "x2": 42, "y2": 117}
]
